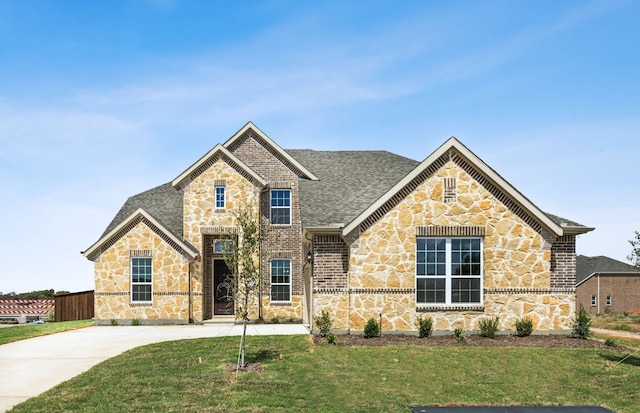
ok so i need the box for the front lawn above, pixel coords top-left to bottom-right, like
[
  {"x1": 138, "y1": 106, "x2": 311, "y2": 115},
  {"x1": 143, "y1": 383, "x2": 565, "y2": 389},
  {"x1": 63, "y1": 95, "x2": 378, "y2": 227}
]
[
  {"x1": 10, "y1": 334, "x2": 640, "y2": 412},
  {"x1": 0, "y1": 319, "x2": 92, "y2": 345}
]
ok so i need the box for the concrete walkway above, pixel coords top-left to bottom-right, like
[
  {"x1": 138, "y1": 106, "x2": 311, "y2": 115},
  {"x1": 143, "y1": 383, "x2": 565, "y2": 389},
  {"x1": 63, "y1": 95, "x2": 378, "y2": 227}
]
[{"x1": 0, "y1": 323, "x2": 308, "y2": 412}]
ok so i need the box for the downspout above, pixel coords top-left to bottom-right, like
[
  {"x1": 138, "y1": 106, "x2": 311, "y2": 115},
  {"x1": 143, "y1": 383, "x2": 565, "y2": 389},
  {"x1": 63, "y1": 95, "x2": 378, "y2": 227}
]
[
  {"x1": 188, "y1": 260, "x2": 193, "y2": 324},
  {"x1": 597, "y1": 273, "x2": 600, "y2": 314}
]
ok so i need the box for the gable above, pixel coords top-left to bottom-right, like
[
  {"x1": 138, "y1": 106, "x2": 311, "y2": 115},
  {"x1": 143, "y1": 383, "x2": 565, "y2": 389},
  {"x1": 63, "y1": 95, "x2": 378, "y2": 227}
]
[
  {"x1": 172, "y1": 144, "x2": 267, "y2": 190},
  {"x1": 82, "y1": 208, "x2": 198, "y2": 262},
  {"x1": 224, "y1": 122, "x2": 318, "y2": 181},
  {"x1": 342, "y1": 137, "x2": 593, "y2": 238}
]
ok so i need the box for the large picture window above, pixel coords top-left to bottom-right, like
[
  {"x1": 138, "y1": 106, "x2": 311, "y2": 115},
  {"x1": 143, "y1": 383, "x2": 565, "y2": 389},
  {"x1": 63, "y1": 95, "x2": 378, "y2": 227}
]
[
  {"x1": 270, "y1": 259, "x2": 291, "y2": 302},
  {"x1": 270, "y1": 189, "x2": 291, "y2": 225},
  {"x1": 131, "y1": 257, "x2": 152, "y2": 303},
  {"x1": 416, "y1": 238, "x2": 482, "y2": 306}
]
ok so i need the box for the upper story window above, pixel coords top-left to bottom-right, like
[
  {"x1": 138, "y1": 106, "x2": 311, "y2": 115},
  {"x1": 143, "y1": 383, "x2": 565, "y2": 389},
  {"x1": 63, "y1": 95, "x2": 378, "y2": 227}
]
[
  {"x1": 416, "y1": 238, "x2": 483, "y2": 306},
  {"x1": 270, "y1": 189, "x2": 291, "y2": 225},
  {"x1": 215, "y1": 186, "x2": 225, "y2": 209},
  {"x1": 131, "y1": 257, "x2": 152, "y2": 303}
]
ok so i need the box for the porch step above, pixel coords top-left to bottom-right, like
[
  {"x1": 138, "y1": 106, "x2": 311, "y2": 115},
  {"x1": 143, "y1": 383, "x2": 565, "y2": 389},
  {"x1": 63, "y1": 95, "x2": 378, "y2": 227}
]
[{"x1": 202, "y1": 316, "x2": 236, "y2": 324}]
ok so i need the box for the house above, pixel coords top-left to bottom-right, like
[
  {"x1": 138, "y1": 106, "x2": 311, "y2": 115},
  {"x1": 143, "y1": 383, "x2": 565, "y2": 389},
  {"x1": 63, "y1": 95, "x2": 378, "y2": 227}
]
[
  {"x1": 576, "y1": 255, "x2": 640, "y2": 314},
  {"x1": 82, "y1": 122, "x2": 594, "y2": 333}
]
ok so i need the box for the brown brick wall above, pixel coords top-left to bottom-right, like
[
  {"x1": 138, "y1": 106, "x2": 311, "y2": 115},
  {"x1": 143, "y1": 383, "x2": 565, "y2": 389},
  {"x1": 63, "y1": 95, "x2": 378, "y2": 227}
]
[
  {"x1": 550, "y1": 235, "x2": 576, "y2": 289},
  {"x1": 577, "y1": 274, "x2": 640, "y2": 314},
  {"x1": 229, "y1": 131, "x2": 304, "y2": 303},
  {"x1": 312, "y1": 235, "x2": 348, "y2": 290}
]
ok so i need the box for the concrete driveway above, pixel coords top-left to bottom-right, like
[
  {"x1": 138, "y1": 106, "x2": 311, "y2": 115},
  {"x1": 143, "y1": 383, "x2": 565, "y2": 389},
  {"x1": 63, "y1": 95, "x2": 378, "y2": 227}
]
[{"x1": 0, "y1": 323, "x2": 308, "y2": 412}]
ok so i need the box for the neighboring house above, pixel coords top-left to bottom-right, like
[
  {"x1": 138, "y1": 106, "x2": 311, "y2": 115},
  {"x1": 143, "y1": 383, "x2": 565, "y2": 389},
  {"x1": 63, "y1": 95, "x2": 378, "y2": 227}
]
[
  {"x1": 82, "y1": 122, "x2": 594, "y2": 333},
  {"x1": 576, "y1": 255, "x2": 640, "y2": 314}
]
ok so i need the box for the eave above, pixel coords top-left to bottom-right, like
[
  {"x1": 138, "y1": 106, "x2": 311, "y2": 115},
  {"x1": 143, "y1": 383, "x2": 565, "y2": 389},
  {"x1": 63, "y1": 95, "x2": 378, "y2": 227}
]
[
  {"x1": 342, "y1": 137, "x2": 576, "y2": 237},
  {"x1": 171, "y1": 144, "x2": 267, "y2": 190},
  {"x1": 223, "y1": 121, "x2": 319, "y2": 181},
  {"x1": 81, "y1": 208, "x2": 199, "y2": 262}
]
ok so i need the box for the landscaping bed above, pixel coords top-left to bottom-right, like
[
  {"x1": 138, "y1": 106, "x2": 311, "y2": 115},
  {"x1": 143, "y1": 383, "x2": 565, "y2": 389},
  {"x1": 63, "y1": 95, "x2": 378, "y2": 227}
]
[{"x1": 314, "y1": 333, "x2": 632, "y2": 351}]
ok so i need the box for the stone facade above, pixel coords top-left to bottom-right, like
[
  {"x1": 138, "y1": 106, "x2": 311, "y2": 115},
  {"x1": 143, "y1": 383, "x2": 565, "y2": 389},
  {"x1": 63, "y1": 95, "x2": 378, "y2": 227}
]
[
  {"x1": 312, "y1": 157, "x2": 577, "y2": 334},
  {"x1": 93, "y1": 221, "x2": 191, "y2": 323},
  {"x1": 86, "y1": 124, "x2": 589, "y2": 331}
]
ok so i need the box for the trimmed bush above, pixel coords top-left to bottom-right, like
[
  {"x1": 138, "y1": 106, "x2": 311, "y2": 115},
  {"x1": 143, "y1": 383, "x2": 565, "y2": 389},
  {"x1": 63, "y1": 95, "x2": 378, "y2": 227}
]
[
  {"x1": 515, "y1": 317, "x2": 534, "y2": 337},
  {"x1": 571, "y1": 305, "x2": 592, "y2": 339},
  {"x1": 604, "y1": 338, "x2": 616, "y2": 347},
  {"x1": 453, "y1": 328, "x2": 465, "y2": 343},
  {"x1": 479, "y1": 316, "x2": 499, "y2": 338},
  {"x1": 364, "y1": 318, "x2": 380, "y2": 338},
  {"x1": 314, "y1": 310, "x2": 332, "y2": 337},
  {"x1": 415, "y1": 315, "x2": 433, "y2": 338}
]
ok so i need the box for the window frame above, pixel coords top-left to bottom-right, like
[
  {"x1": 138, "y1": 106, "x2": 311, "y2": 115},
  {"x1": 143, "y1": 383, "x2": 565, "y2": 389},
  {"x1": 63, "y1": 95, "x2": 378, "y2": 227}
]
[
  {"x1": 131, "y1": 256, "x2": 153, "y2": 303},
  {"x1": 270, "y1": 189, "x2": 291, "y2": 225},
  {"x1": 415, "y1": 237, "x2": 483, "y2": 307},
  {"x1": 591, "y1": 295, "x2": 597, "y2": 306},
  {"x1": 606, "y1": 295, "x2": 612, "y2": 307},
  {"x1": 215, "y1": 186, "x2": 226, "y2": 209},
  {"x1": 270, "y1": 258, "x2": 291, "y2": 303}
]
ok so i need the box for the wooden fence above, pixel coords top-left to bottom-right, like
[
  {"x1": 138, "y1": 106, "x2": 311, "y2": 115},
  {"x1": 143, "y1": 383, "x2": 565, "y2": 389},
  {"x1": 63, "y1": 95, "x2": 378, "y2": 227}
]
[{"x1": 55, "y1": 290, "x2": 94, "y2": 322}]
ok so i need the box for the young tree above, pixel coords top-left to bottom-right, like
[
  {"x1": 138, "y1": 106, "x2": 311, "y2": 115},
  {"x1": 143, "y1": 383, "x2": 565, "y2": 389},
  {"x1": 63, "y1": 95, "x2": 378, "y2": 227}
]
[
  {"x1": 221, "y1": 206, "x2": 270, "y2": 373},
  {"x1": 628, "y1": 230, "x2": 640, "y2": 268}
]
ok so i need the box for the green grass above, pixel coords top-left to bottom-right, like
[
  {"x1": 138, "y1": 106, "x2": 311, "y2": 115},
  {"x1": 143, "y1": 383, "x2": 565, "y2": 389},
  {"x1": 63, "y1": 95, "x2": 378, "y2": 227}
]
[
  {"x1": 9, "y1": 335, "x2": 640, "y2": 413},
  {"x1": 0, "y1": 319, "x2": 92, "y2": 345}
]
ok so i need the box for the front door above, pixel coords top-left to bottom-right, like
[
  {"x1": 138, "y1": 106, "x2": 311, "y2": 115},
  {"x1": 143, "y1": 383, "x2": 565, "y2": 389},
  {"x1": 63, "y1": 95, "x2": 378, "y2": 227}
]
[{"x1": 213, "y1": 259, "x2": 234, "y2": 315}]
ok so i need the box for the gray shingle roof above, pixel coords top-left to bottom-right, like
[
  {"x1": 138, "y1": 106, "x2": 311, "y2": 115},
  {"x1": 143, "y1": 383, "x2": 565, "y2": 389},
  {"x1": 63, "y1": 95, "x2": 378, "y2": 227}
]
[
  {"x1": 286, "y1": 150, "x2": 420, "y2": 228},
  {"x1": 98, "y1": 149, "x2": 590, "y2": 248},
  {"x1": 102, "y1": 182, "x2": 183, "y2": 239},
  {"x1": 576, "y1": 255, "x2": 640, "y2": 284}
]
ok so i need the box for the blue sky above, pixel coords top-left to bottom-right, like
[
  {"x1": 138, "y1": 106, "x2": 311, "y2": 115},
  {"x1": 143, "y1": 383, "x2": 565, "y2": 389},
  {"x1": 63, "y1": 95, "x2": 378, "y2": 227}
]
[{"x1": 1, "y1": 0, "x2": 638, "y2": 293}]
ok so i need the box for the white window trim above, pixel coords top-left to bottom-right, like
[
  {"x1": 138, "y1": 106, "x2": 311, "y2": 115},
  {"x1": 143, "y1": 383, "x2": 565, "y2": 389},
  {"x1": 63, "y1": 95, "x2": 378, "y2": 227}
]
[
  {"x1": 215, "y1": 186, "x2": 226, "y2": 210},
  {"x1": 131, "y1": 257, "x2": 153, "y2": 304},
  {"x1": 606, "y1": 295, "x2": 612, "y2": 306},
  {"x1": 591, "y1": 295, "x2": 597, "y2": 306},
  {"x1": 415, "y1": 237, "x2": 484, "y2": 307},
  {"x1": 270, "y1": 258, "x2": 291, "y2": 303},
  {"x1": 270, "y1": 189, "x2": 292, "y2": 226}
]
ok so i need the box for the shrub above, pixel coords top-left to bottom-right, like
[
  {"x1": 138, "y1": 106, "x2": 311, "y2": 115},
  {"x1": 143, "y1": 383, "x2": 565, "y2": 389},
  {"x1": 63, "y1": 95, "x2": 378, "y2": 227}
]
[
  {"x1": 605, "y1": 338, "x2": 616, "y2": 347},
  {"x1": 327, "y1": 333, "x2": 339, "y2": 345},
  {"x1": 453, "y1": 328, "x2": 465, "y2": 343},
  {"x1": 415, "y1": 315, "x2": 433, "y2": 338},
  {"x1": 131, "y1": 319, "x2": 140, "y2": 326},
  {"x1": 515, "y1": 317, "x2": 534, "y2": 337},
  {"x1": 479, "y1": 316, "x2": 499, "y2": 338},
  {"x1": 364, "y1": 318, "x2": 380, "y2": 338},
  {"x1": 270, "y1": 316, "x2": 280, "y2": 324},
  {"x1": 571, "y1": 305, "x2": 592, "y2": 339},
  {"x1": 110, "y1": 319, "x2": 118, "y2": 326},
  {"x1": 315, "y1": 310, "x2": 333, "y2": 337}
]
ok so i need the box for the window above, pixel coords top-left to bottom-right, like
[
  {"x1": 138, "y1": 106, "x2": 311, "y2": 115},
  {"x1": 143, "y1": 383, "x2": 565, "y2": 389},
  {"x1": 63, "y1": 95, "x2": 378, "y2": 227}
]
[
  {"x1": 606, "y1": 295, "x2": 612, "y2": 306},
  {"x1": 215, "y1": 186, "x2": 225, "y2": 209},
  {"x1": 131, "y1": 257, "x2": 152, "y2": 303},
  {"x1": 270, "y1": 259, "x2": 291, "y2": 302},
  {"x1": 591, "y1": 295, "x2": 597, "y2": 306},
  {"x1": 416, "y1": 238, "x2": 482, "y2": 305},
  {"x1": 270, "y1": 189, "x2": 291, "y2": 225},
  {"x1": 213, "y1": 239, "x2": 234, "y2": 254}
]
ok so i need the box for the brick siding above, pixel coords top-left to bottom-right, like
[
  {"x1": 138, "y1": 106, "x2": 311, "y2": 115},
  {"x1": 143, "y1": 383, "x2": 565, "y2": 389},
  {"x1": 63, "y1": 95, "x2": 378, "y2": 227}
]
[
  {"x1": 312, "y1": 235, "x2": 349, "y2": 290},
  {"x1": 550, "y1": 235, "x2": 576, "y2": 289}
]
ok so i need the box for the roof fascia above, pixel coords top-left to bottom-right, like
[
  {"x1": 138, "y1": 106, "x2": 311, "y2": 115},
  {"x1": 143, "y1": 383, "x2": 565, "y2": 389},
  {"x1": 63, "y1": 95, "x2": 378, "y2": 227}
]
[
  {"x1": 575, "y1": 273, "x2": 595, "y2": 287},
  {"x1": 82, "y1": 208, "x2": 199, "y2": 261},
  {"x1": 561, "y1": 225, "x2": 596, "y2": 236},
  {"x1": 342, "y1": 137, "x2": 565, "y2": 237},
  {"x1": 223, "y1": 121, "x2": 319, "y2": 181},
  {"x1": 171, "y1": 144, "x2": 267, "y2": 189}
]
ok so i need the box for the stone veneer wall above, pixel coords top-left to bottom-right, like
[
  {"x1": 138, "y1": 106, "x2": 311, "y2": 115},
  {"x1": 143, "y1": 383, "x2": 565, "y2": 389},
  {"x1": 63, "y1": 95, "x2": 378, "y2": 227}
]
[
  {"x1": 182, "y1": 157, "x2": 261, "y2": 321},
  {"x1": 314, "y1": 158, "x2": 576, "y2": 333},
  {"x1": 93, "y1": 221, "x2": 191, "y2": 322}
]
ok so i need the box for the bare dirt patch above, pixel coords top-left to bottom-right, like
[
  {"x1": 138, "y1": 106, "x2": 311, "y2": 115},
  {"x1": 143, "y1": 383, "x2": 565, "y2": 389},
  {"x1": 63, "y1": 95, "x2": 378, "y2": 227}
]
[{"x1": 314, "y1": 333, "x2": 632, "y2": 351}]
